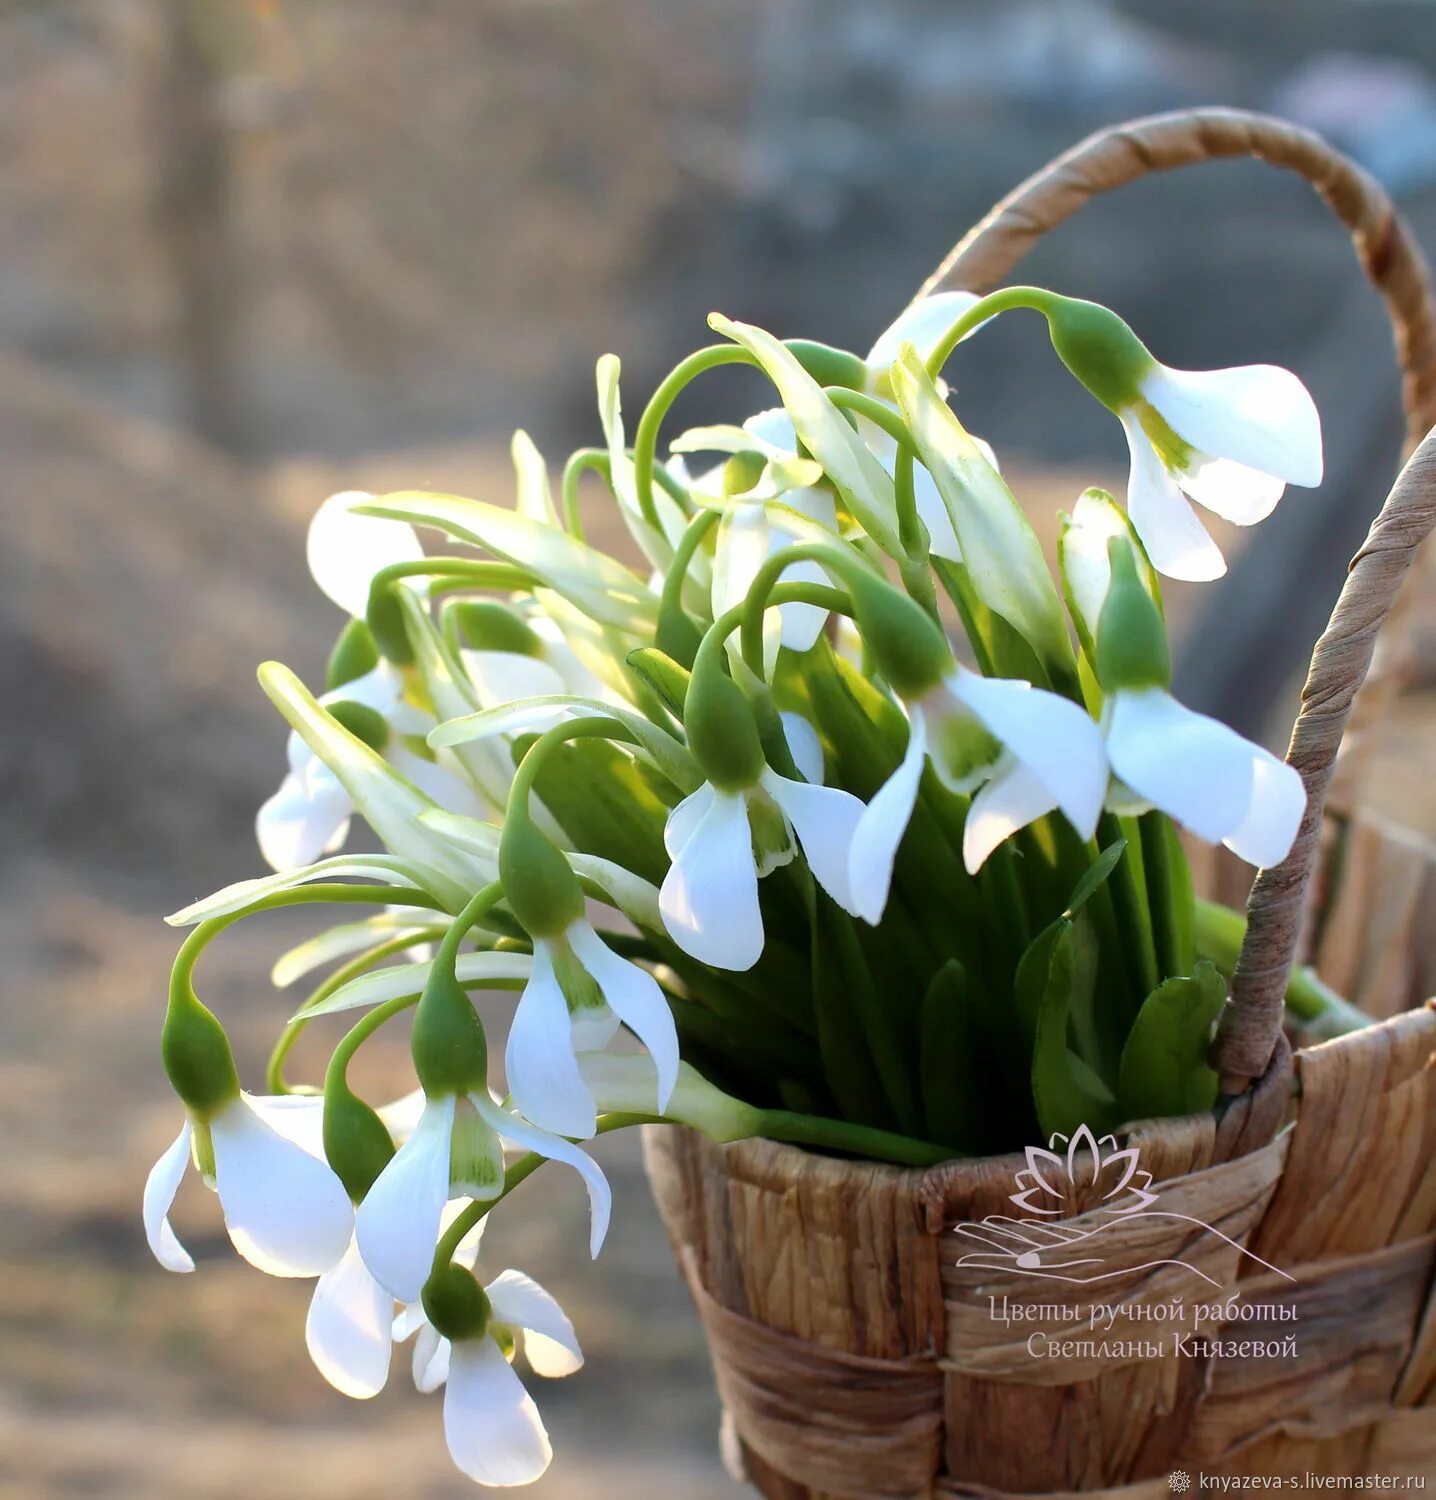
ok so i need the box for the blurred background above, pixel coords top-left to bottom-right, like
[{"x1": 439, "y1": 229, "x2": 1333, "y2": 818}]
[{"x1": 6, "y1": 1, "x2": 1436, "y2": 1495}]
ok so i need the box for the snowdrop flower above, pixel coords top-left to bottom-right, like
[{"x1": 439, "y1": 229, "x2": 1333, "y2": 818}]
[
  {"x1": 506, "y1": 918, "x2": 679, "y2": 1140},
  {"x1": 356, "y1": 1088, "x2": 610, "y2": 1306},
  {"x1": 307, "y1": 489, "x2": 427, "y2": 619},
  {"x1": 1060, "y1": 489, "x2": 1304, "y2": 866},
  {"x1": 851, "y1": 666, "x2": 1109, "y2": 915},
  {"x1": 143, "y1": 1092, "x2": 353, "y2": 1279},
  {"x1": 456, "y1": 603, "x2": 610, "y2": 710},
  {"x1": 661, "y1": 663, "x2": 865, "y2": 969},
  {"x1": 672, "y1": 410, "x2": 837, "y2": 658},
  {"x1": 422, "y1": 1263, "x2": 583, "y2": 1488},
  {"x1": 306, "y1": 1231, "x2": 397, "y2": 1399},
  {"x1": 1044, "y1": 294, "x2": 1322, "y2": 581},
  {"x1": 257, "y1": 661, "x2": 483, "y2": 871}
]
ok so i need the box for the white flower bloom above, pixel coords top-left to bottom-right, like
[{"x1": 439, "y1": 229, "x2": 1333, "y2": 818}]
[
  {"x1": 305, "y1": 1232, "x2": 396, "y2": 1400},
  {"x1": 306, "y1": 490, "x2": 427, "y2": 619},
  {"x1": 143, "y1": 1093, "x2": 353, "y2": 1278},
  {"x1": 1119, "y1": 362, "x2": 1322, "y2": 582},
  {"x1": 1103, "y1": 687, "x2": 1304, "y2": 868},
  {"x1": 506, "y1": 918, "x2": 679, "y2": 1140},
  {"x1": 460, "y1": 613, "x2": 610, "y2": 712},
  {"x1": 355, "y1": 1091, "x2": 610, "y2": 1305},
  {"x1": 850, "y1": 669, "x2": 1109, "y2": 920},
  {"x1": 257, "y1": 661, "x2": 483, "y2": 872},
  {"x1": 440, "y1": 1270, "x2": 583, "y2": 1488},
  {"x1": 863, "y1": 292, "x2": 985, "y2": 382},
  {"x1": 660, "y1": 740, "x2": 865, "y2": 971}
]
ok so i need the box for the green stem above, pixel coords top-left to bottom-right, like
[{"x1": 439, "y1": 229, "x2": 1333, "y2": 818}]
[
  {"x1": 506, "y1": 715, "x2": 642, "y2": 815},
  {"x1": 1099, "y1": 813, "x2": 1158, "y2": 1003},
  {"x1": 1139, "y1": 812, "x2": 1180, "y2": 980},
  {"x1": 924, "y1": 285, "x2": 1058, "y2": 379},
  {"x1": 633, "y1": 345, "x2": 755, "y2": 530},
  {"x1": 755, "y1": 1108, "x2": 951, "y2": 1166}
]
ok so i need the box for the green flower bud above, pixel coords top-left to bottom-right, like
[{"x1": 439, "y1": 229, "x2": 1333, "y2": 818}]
[
  {"x1": 498, "y1": 816, "x2": 585, "y2": 939},
  {"x1": 411, "y1": 961, "x2": 490, "y2": 1097},
  {"x1": 366, "y1": 579, "x2": 415, "y2": 667},
  {"x1": 684, "y1": 656, "x2": 765, "y2": 792},
  {"x1": 783, "y1": 338, "x2": 867, "y2": 393},
  {"x1": 1043, "y1": 295, "x2": 1154, "y2": 413},
  {"x1": 326, "y1": 618, "x2": 380, "y2": 692},
  {"x1": 322, "y1": 1079, "x2": 396, "y2": 1203},
  {"x1": 327, "y1": 699, "x2": 390, "y2": 752},
  {"x1": 422, "y1": 1263, "x2": 492, "y2": 1342},
  {"x1": 722, "y1": 451, "x2": 767, "y2": 497},
  {"x1": 161, "y1": 991, "x2": 241, "y2": 1118},
  {"x1": 1095, "y1": 538, "x2": 1171, "y2": 692},
  {"x1": 844, "y1": 569, "x2": 952, "y2": 699},
  {"x1": 449, "y1": 601, "x2": 544, "y2": 658}
]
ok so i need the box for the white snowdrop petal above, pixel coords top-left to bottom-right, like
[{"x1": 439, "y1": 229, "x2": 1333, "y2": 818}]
[
  {"x1": 257, "y1": 773, "x2": 354, "y2": 873},
  {"x1": 505, "y1": 945, "x2": 598, "y2": 1140},
  {"x1": 143, "y1": 1120, "x2": 195, "y2": 1274},
  {"x1": 865, "y1": 291, "x2": 984, "y2": 372},
  {"x1": 962, "y1": 761, "x2": 1060, "y2": 874},
  {"x1": 659, "y1": 789, "x2": 764, "y2": 971},
  {"x1": 443, "y1": 1339, "x2": 553, "y2": 1487},
  {"x1": 356, "y1": 1095, "x2": 456, "y2": 1304},
  {"x1": 1122, "y1": 418, "x2": 1227, "y2": 583},
  {"x1": 307, "y1": 491, "x2": 426, "y2": 618},
  {"x1": 471, "y1": 1093, "x2": 612, "y2": 1259},
  {"x1": 486, "y1": 1269, "x2": 584, "y2": 1378},
  {"x1": 779, "y1": 713, "x2": 826, "y2": 786},
  {"x1": 912, "y1": 466, "x2": 963, "y2": 561},
  {"x1": 245, "y1": 1093, "x2": 328, "y2": 1158},
  {"x1": 761, "y1": 771, "x2": 865, "y2": 916},
  {"x1": 210, "y1": 1096, "x2": 353, "y2": 1278},
  {"x1": 387, "y1": 747, "x2": 484, "y2": 820},
  {"x1": 947, "y1": 672, "x2": 1107, "y2": 841},
  {"x1": 565, "y1": 922, "x2": 679, "y2": 1112},
  {"x1": 305, "y1": 1236, "x2": 394, "y2": 1400},
  {"x1": 1223, "y1": 748, "x2": 1306, "y2": 869},
  {"x1": 848, "y1": 706, "x2": 928, "y2": 925},
  {"x1": 1143, "y1": 364, "x2": 1323, "y2": 488},
  {"x1": 663, "y1": 782, "x2": 716, "y2": 861},
  {"x1": 1176, "y1": 453, "x2": 1286, "y2": 526},
  {"x1": 460, "y1": 649, "x2": 570, "y2": 710},
  {"x1": 413, "y1": 1324, "x2": 451, "y2": 1393},
  {"x1": 1105, "y1": 689, "x2": 1259, "y2": 846},
  {"x1": 742, "y1": 406, "x2": 799, "y2": 457}
]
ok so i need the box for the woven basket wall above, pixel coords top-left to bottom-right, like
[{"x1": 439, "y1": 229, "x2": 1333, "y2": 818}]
[{"x1": 644, "y1": 110, "x2": 1436, "y2": 1496}]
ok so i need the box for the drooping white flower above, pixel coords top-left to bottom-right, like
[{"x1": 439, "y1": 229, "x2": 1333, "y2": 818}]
[
  {"x1": 143, "y1": 1093, "x2": 353, "y2": 1278},
  {"x1": 850, "y1": 669, "x2": 1109, "y2": 920},
  {"x1": 1118, "y1": 363, "x2": 1322, "y2": 582},
  {"x1": 257, "y1": 661, "x2": 483, "y2": 872},
  {"x1": 438, "y1": 1270, "x2": 583, "y2": 1488},
  {"x1": 305, "y1": 1231, "x2": 397, "y2": 1400},
  {"x1": 306, "y1": 490, "x2": 428, "y2": 619},
  {"x1": 506, "y1": 918, "x2": 679, "y2": 1140},
  {"x1": 459, "y1": 612, "x2": 610, "y2": 712},
  {"x1": 660, "y1": 722, "x2": 866, "y2": 971},
  {"x1": 355, "y1": 1090, "x2": 610, "y2": 1305},
  {"x1": 1103, "y1": 688, "x2": 1304, "y2": 868},
  {"x1": 672, "y1": 408, "x2": 837, "y2": 658}
]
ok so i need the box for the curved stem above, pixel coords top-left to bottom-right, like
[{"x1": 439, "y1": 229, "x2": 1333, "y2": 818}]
[
  {"x1": 506, "y1": 714, "x2": 642, "y2": 815},
  {"x1": 658, "y1": 508, "x2": 719, "y2": 623},
  {"x1": 924, "y1": 285, "x2": 1056, "y2": 380},
  {"x1": 633, "y1": 345, "x2": 755, "y2": 531},
  {"x1": 560, "y1": 449, "x2": 608, "y2": 540}
]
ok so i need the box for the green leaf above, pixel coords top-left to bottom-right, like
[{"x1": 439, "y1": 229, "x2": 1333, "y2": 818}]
[
  {"x1": 918, "y1": 960, "x2": 986, "y2": 1151},
  {"x1": 1117, "y1": 961, "x2": 1226, "y2": 1121},
  {"x1": 357, "y1": 490, "x2": 657, "y2": 632},
  {"x1": 626, "y1": 647, "x2": 691, "y2": 720},
  {"x1": 1065, "y1": 838, "x2": 1127, "y2": 919},
  {"x1": 1026, "y1": 918, "x2": 1117, "y2": 1140},
  {"x1": 708, "y1": 314, "x2": 902, "y2": 556}
]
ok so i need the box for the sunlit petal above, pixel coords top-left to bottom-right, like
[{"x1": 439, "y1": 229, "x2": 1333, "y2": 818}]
[
  {"x1": 486, "y1": 1269, "x2": 584, "y2": 1378},
  {"x1": 963, "y1": 760, "x2": 1059, "y2": 874},
  {"x1": 444, "y1": 1338, "x2": 553, "y2": 1487},
  {"x1": 506, "y1": 943, "x2": 597, "y2": 1140},
  {"x1": 306, "y1": 1235, "x2": 394, "y2": 1400},
  {"x1": 1122, "y1": 418, "x2": 1226, "y2": 582},
  {"x1": 848, "y1": 705, "x2": 928, "y2": 925},
  {"x1": 307, "y1": 491, "x2": 425, "y2": 618},
  {"x1": 660, "y1": 788, "x2": 764, "y2": 971},
  {"x1": 142, "y1": 1120, "x2": 195, "y2": 1273}
]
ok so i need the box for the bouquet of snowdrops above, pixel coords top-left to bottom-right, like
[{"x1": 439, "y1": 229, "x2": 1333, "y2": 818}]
[{"x1": 146, "y1": 287, "x2": 1335, "y2": 1486}]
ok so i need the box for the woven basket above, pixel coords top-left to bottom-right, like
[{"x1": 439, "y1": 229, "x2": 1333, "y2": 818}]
[{"x1": 644, "y1": 109, "x2": 1436, "y2": 1495}]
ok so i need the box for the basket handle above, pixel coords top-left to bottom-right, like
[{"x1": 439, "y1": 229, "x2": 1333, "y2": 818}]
[{"x1": 914, "y1": 107, "x2": 1436, "y2": 1092}]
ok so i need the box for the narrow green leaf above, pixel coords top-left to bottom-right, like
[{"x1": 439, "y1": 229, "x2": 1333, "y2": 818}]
[
  {"x1": 1065, "y1": 838, "x2": 1127, "y2": 918},
  {"x1": 1028, "y1": 918, "x2": 1117, "y2": 1140},
  {"x1": 1116, "y1": 960, "x2": 1226, "y2": 1122},
  {"x1": 626, "y1": 647, "x2": 691, "y2": 721},
  {"x1": 918, "y1": 960, "x2": 985, "y2": 1151}
]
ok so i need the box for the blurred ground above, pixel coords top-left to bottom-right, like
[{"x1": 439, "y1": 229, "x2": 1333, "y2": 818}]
[{"x1": 5, "y1": 2, "x2": 1436, "y2": 1496}]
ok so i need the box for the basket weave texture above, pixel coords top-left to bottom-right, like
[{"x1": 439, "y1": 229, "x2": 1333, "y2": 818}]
[{"x1": 645, "y1": 109, "x2": 1436, "y2": 1495}]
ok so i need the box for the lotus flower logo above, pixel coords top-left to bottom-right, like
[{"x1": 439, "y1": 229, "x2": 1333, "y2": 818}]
[
  {"x1": 1009, "y1": 1124, "x2": 1158, "y2": 1217},
  {"x1": 951, "y1": 1124, "x2": 1291, "y2": 1285}
]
